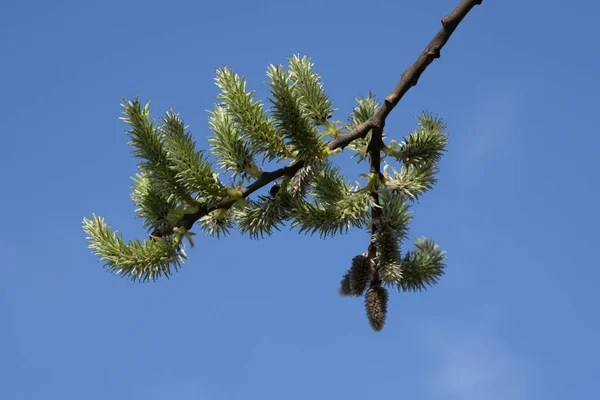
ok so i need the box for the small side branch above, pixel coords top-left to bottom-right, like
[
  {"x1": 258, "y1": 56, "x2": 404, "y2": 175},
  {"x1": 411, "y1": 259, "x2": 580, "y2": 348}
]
[
  {"x1": 367, "y1": 125, "x2": 384, "y2": 276},
  {"x1": 150, "y1": 161, "x2": 306, "y2": 237}
]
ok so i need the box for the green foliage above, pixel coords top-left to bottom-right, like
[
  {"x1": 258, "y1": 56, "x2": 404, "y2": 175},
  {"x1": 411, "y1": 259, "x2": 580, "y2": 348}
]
[
  {"x1": 293, "y1": 164, "x2": 374, "y2": 237},
  {"x1": 122, "y1": 98, "x2": 224, "y2": 209},
  {"x1": 233, "y1": 195, "x2": 290, "y2": 239},
  {"x1": 399, "y1": 237, "x2": 446, "y2": 292},
  {"x1": 382, "y1": 163, "x2": 437, "y2": 202},
  {"x1": 292, "y1": 191, "x2": 373, "y2": 237},
  {"x1": 346, "y1": 93, "x2": 380, "y2": 163},
  {"x1": 208, "y1": 106, "x2": 257, "y2": 180},
  {"x1": 379, "y1": 190, "x2": 412, "y2": 240},
  {"x1": 267, "y1": 63, "x2": 326, "y2": 160},
  {"x1": 385, "y1": 112, "x2": 448, "y2": 167},
  {"x1": 350, "y1": 92, "x2": 380, "y2": 127},
  {"x1": 82, "y1": 214, "x2": 187, "y2": 282},
  {"x1": 374, "y1": 218, "x2": 403, "y2": 286},
  {"x1": 371, "y1": 191, "x2": 413, "y2": 286},
  {"x1": 288, "y1": 159, "x2": 322, "y2": 198},
  {"x1": 380, "y1": 112, "x2": 448, "y2": 201},
  {"x1": 310, "y1": 163, "x2": 349, "y2": 204},
  {"x1": 84, "y1": 54, "x2": 450, "y2": 331},
  {"x1": 161, "y1": 110, "x2": 224, "y2": 204},
  {"x1": 197, "y1": 209, "x2": 233, "y2": 239},
  {"x1": 122, "y1": 99, "x2": 195, "y2": 205},
  {"x1": 214, "y1": 67, "x2": 286, "y2": 161},
  {"x1": 130, "y1": 172, "x2": 178, "y2": 232},
  {"x1": 288, "y1": 55, "x2": 334, "y2": 125}
]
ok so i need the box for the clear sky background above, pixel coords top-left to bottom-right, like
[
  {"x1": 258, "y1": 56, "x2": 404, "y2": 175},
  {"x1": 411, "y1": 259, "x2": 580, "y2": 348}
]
[{"x1": 1, "y1": 0, "x2": 599, "y2": 399}]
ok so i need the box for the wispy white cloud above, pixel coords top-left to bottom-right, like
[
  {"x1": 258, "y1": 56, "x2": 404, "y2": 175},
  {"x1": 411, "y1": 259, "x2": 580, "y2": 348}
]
[
  {"x1": 431, "y1": 334, "x2": 529, "y2": 400},
  {"x1": 416, "y1": 316, "x2": 536, "y2": 400}
]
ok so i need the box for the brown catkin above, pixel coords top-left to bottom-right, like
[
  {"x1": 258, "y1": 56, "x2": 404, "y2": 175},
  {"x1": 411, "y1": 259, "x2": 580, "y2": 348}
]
[
  {"x1": 338, "y1": 272, "x2": 353, "y2": 296},
  {"x1": 349, "y1": 254, "x2": 372, "y2": 295},
  {"x1": 365, "y1": 285, "x2": 389, "y2": 331}
]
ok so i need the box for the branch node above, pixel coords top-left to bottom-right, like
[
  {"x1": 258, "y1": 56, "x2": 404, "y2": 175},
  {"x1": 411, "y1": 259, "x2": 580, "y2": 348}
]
[{"x1": 428, "y1": 48, "x2": 441, "y2": 59}]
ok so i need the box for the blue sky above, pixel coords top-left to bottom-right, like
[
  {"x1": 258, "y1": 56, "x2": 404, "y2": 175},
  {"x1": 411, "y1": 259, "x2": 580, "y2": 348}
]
[{"x1": 1, "y1": 0, "x2": 599, "y2": 398}]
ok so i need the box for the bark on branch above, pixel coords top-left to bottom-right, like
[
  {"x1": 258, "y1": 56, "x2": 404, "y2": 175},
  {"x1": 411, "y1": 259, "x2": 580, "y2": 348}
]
[
  {"x1": 151, "y1": 0, "x2": 482, "y2": 239},
  {"x1": 329, "y1": 0, "x2": 482, "y2": 149}
]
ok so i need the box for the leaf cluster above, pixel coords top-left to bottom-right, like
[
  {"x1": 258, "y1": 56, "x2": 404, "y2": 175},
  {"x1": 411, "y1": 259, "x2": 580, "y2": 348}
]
[
  {"x1": 84, "y1": 55, "x2": 450, "y2": 331},
  {"x1": 293, "y1": 163, "x2": 374, "y2": 237},
  {"x1": 83, "y1": 214, "x2": 187, "y2": 282}
]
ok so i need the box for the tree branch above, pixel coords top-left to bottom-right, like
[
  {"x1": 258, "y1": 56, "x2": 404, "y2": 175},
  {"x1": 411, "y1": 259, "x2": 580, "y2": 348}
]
[
  {"x1": 367, "y1": 125, "x2": 384, "y2": 275},
  {"x1": 329, "y1": 0, "x2": 482, "y2": 150},
  {"x1": 151, "y1": 0, "x2": 482, "y2": 238}
]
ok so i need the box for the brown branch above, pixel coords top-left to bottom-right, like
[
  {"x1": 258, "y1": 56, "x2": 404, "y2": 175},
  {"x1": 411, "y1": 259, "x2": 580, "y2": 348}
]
[
  {"x1": 151, "y1": 161, "x2": 305, "y2": 237},
  {"x1": 367, "y1": 125, "x2": 384, "y2": 273},
  {"x1": 329, "y1": 0, "x2": 482, "y2": 150},
  {"x1": 151, "y1": 0, "x2": 482, "y2": 239}
]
